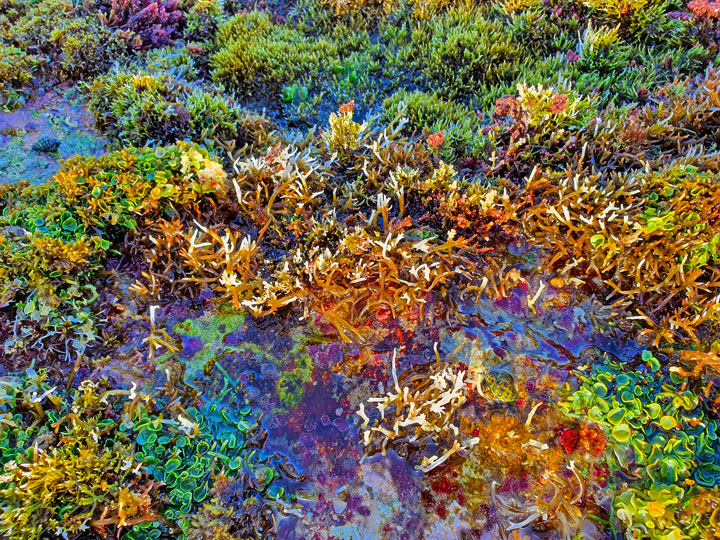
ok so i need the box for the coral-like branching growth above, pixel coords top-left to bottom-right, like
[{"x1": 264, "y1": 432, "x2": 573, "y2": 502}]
[
  {"x1": 140, "y1": 214, "x2": 471, "y2": 340},
  {"x1": 521, "y1": 154, "x2": 720, "y2": 344},
  {"x1": 358, "y1": 349, "x2": 476, "y2": 471},
  {"x1": 132, "y1": 103, "x2": 512, "y2": 340},
  {"x1": 0, "y1": 143, "x2": 227, "y2": 365}
]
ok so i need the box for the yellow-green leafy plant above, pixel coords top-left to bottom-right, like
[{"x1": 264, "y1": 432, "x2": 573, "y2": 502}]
[
  {"x1": 322, "y1": 100, "x2": 368, "y2": 159},
  {"x1": 0, "y1": 44, "x2": 37, "y2": 110},
  {"x1": 0, "y1": 143, "x2": 228, "y2": 364},
  {"x1": 582, "y1": 0, "x2": 652, "y2": 19}
]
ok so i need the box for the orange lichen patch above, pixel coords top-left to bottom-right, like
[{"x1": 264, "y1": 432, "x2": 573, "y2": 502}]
[
  {"x1": 464, "y1": 413, "x2": 565, "y2": 478},
  {"x1": 427, "y1": 130, "x2": 444, "y2": 149},
  {"x1": 549, "y1": 93, "x2": 568, "y2": 115},
  {"x1": 338, "y1": 100, "x2": 355, "y2": 114},
  {"x1": 689, "y1": 0, "x2": 720, "y2": 18}
]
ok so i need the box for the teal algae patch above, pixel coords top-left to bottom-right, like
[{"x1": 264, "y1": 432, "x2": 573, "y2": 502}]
[{"x1": 167, "y1": 306, "x2": 317, "y2": 410}]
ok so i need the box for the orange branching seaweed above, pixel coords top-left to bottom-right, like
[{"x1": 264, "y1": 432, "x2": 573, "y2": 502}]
[
  {"x1": 492, "y1": 463, "x2": 594, "y2": 540},
  {"x1": 586, "y1": 67, "x2": 720, "y2": 173},
  {"x1": 130, "y1": 104, "x2": 502, "y2": 339},
  {"x1": 181, "y1": 223, "x2": 261, "y2": 302},
  {"x1": 419, "y1": 160, "x2": 517, "y2": 238},
  {"x1": 135, "y1": 214, "x2": 471, "y2": 341},
  {"x1": 672, "y1": 350, "x2": 720, "y2": 378},
  {"x1": 231, "y1": 143, "x2": 331, "y2": 243},
  {"x1": 520, "y1": 153, "x2": 720, "y2": 344},
  {"x1": 254, "y1": 218, "x2": 471, "y2": 339},
  {"x1": 132, "y1": 217, "x2": 260, "y2": 298}
]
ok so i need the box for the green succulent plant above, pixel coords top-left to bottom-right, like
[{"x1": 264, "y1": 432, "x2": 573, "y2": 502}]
[{"x1": 563, "y1": 352, "x2": 720, "y2": 539}]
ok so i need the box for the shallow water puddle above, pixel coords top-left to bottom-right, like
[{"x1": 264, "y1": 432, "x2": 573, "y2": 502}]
[
  {"x1": 142, "y1": 276, "x2": 633, "y2": 540},
  {"x1": 0, "y1": 87, "x2": 105, "y2": 184}
]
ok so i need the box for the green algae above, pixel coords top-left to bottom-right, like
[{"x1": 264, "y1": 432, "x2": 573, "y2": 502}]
[
  {"x1": 3, "y1": 0, "x2": 720, "y2": 539},
  {"x1": 172, "y1": 307, "x2": 247, "y2": 365},
  {"x1": 276, "y1": 351, "x2": 314, "y2": 408},
  {"x1": 171, "y1": 309, "x2": 316, "y2": 409}
]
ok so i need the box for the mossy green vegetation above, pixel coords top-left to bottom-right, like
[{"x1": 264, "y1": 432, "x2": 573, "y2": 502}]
[
  {"x1": 211, "y1": 11, "x2": 340, "y2": 97},
  {"x1": 85, "y1": 68, "x2": 270, "y2": 146},
  {"x1": 0, "y1": 44, "x2": 37, "y2": 111}
]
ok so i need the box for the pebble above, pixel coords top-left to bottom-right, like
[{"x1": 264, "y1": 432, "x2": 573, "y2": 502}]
[{"x1": 32, "y1": 137, "x2": 60, "y2": 153}]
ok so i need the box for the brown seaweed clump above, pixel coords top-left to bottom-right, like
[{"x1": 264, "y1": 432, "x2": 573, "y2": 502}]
[{"x1": 521, "y1": 154, "x2": 720, "y2": 345}]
